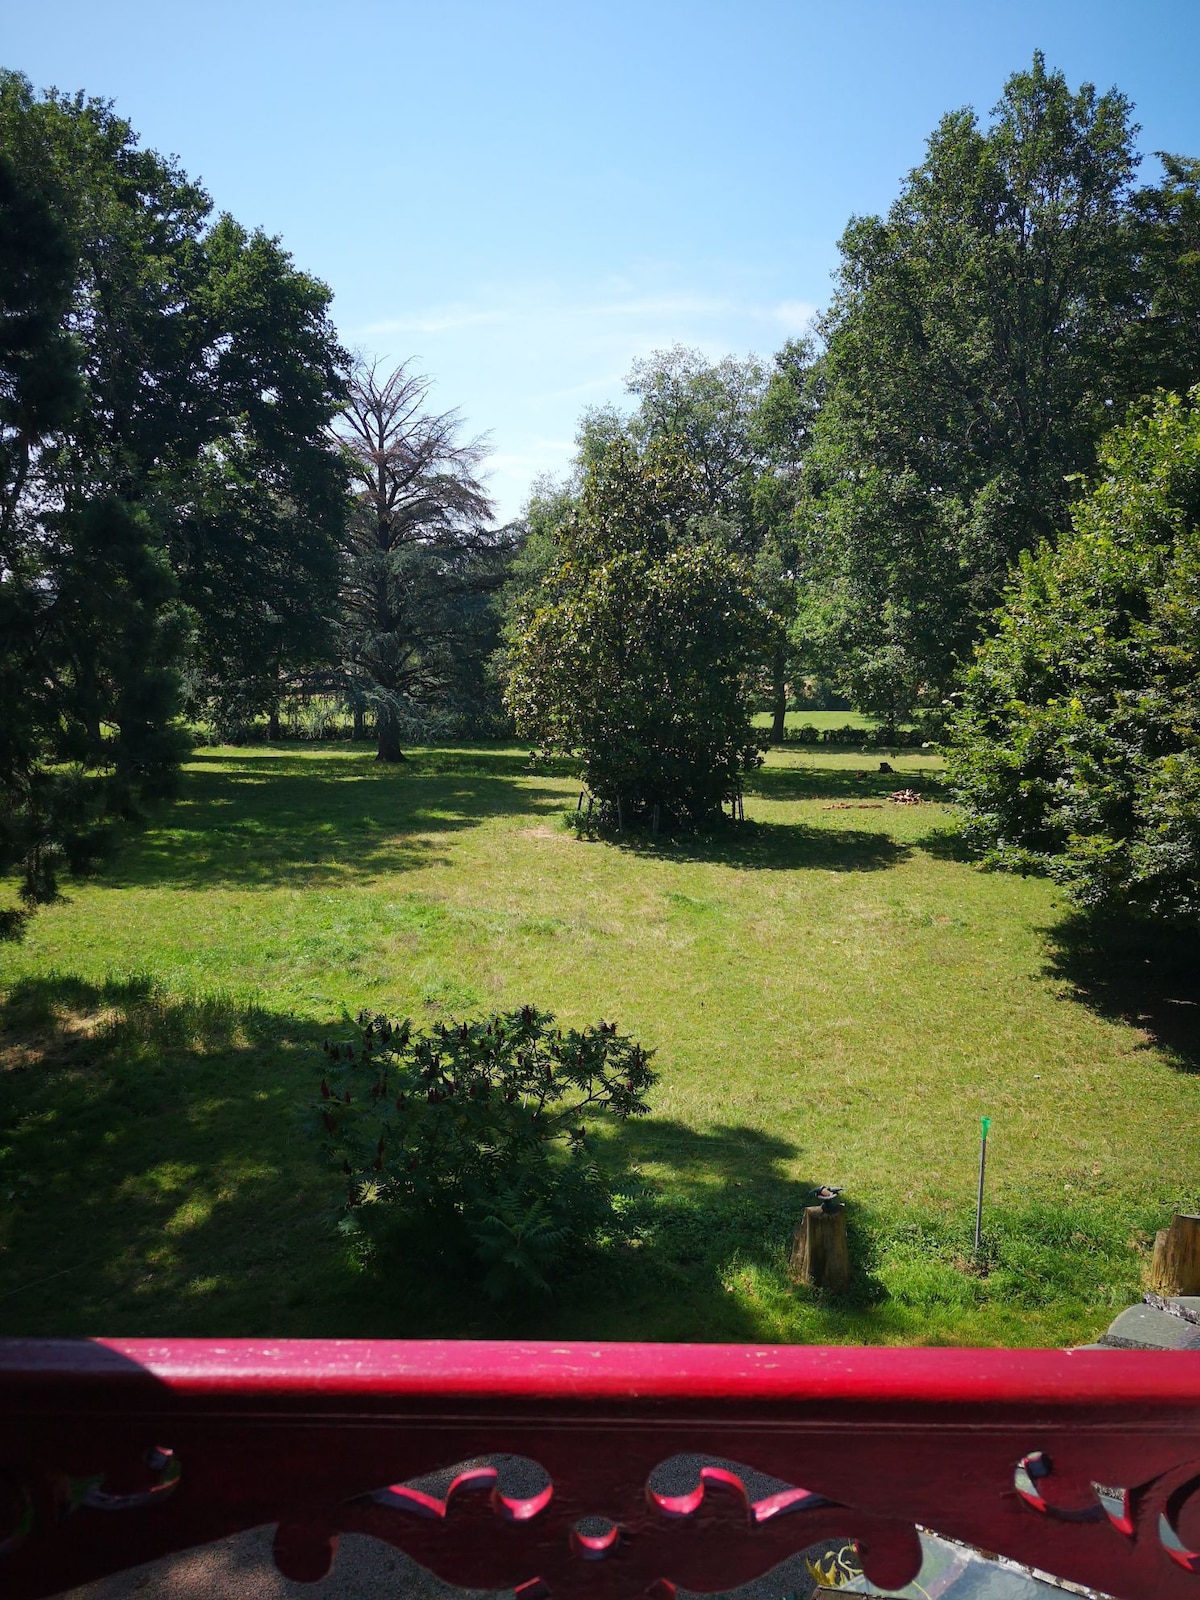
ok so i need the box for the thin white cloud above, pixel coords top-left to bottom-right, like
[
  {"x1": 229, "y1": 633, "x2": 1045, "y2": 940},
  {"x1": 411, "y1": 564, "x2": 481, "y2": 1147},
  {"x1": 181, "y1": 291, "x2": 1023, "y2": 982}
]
[
  {"x1": 362, "y1": 307, "x2": 511, "y2": 335},
  {"x1": 581, "y1": 293, "x2": 733, "y2": 320},
  {"x1": 346, "y1": 272, "x2": 826, "y2": 520},
  {"x1": 765, "y1": 299, "x2": 818, "y2": 331},
  {"x1": 354, "y1": 289, "x2": 812, "y2": 345},
  {"x1": 535, "y1": 372, "x2": 626, "y2": 403}
]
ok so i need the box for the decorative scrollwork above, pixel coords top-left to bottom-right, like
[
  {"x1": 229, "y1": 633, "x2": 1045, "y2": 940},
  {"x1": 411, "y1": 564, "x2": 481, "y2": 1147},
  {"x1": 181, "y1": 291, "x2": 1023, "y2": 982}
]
[
  {"x1": 368, "y1": 1458, "x2": 553, "y2": 1523},
  {"x1": 647, "y1": 1456, "x2": 832, "y2": 1524},
  {"x1": 1162, "y1": 1476, "x2": 1200, "y2": 1573},
  {"x1": 1014, "y1": 1452, "x2": 1107, "y2": 1522},
  {"x1": 14, "y1": 1341, "x2": 1199, "y2": 1600},
  {"x1": 272, "y1": 1450, "x2": 922, "y2": 1597},
  {"x1": 78, "y1": 1446, "x2": 180, "y2": 1512},
  {"x1": 1014, "y1": 1448, "x2": 1200, "y2": 1579},
  {"x1": 275, "y1": 1454, "x2": 558, "y2": 1585},
  {"x1": 1093, "y1": 1481, "x2": 1136, "y2": 1537},
  {"x1": 570, "y1": 1514, "x2": 622, "y2": 1559}
]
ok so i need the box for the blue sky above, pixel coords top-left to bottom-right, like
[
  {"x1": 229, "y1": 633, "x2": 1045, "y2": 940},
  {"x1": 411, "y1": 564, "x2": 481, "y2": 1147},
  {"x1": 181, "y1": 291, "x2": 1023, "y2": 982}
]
[{"x1": 5, "y1": 0, "x2": 1200, "y2": 519}]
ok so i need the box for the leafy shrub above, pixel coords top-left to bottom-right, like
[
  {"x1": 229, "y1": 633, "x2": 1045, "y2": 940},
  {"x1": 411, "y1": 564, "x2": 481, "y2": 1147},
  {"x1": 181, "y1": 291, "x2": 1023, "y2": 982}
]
[
  {"x1": 505, "y1": 438, "x2": 779, "y2": 829},
  {"x1": 948, "y1": 388, "x2": 1200, "y2": 924},
  {"x1": 786, "y1": 722, "x2": 922, "y2": 747},
  {"x1": 309, "y1": 1005, "x2": 656, "y2": 1298}
]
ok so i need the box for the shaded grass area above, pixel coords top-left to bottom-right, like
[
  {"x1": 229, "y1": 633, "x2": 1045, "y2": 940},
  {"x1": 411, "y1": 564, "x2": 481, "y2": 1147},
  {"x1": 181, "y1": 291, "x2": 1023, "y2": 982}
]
[
  {"x1": 1041, "y1": 912, "x2": 1200, "y2": 1075},
  {"x1": 106, "y1": 745, "x2": 569, "y2": 891},
  {"x1": 745, "y1": 756, "x2": 943, "y2": 805},
  {"x1": 596, "y1": 817, "x2": 909, "y2": 874},
  {"x1": 1, "y1": 742, "x2": 1195, "y2": 1343},
  {"x1": 0, "y1": 974, "x2": 1148, "y2": 1343}
]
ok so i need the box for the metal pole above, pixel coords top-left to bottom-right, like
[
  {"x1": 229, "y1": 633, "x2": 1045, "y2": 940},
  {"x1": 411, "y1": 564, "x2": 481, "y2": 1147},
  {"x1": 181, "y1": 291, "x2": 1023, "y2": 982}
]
[{"x1": 974, "y1": 1116, "x2": 991, "y2": 1254}]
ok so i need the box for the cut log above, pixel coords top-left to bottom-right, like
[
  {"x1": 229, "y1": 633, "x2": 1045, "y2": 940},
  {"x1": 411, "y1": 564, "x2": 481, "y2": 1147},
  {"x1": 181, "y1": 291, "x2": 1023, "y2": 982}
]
[
  {"x1": 1149, "y1": 1214, "x2": 1200, "y2": 1295},
  {"x1": 790, "y1": 1204, "x2": 851, "y2": 1292}
]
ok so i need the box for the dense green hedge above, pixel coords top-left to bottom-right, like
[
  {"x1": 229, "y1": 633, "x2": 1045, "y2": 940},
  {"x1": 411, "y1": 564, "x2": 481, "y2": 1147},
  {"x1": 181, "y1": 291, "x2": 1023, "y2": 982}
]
[{"x1": 786, "y1": 723, "x2": 924, "y2": 748}]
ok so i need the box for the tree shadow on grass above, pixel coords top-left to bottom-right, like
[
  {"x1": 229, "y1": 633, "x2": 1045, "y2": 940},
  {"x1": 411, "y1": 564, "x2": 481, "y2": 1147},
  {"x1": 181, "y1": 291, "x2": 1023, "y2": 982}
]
[
  {"x1": 911, "y1": 824, "x2": 974, "y2": 862},
  {"x1": 0, "y1": 973, "x2": 357, "y2": 1337},
  {"x1": 607, "y1": 818, "x2": 909, "y2": 873},
  {"x1": 745, "y1": 764, "x2": 946, "y2": 805},
  {"x1": 104, "y1": 745, "x2": 567, "y2": 891},
  {"x1": 0, "y1": 974, "x2": 887, "y2": 1344},
  {"x1": 1043, "y1": 912, "x2": 1200, "y2": 1074},
  {"x1": 561, "y1": 1117, "x2": 890, "y2": 1343},
  {"x1": 0, "y1": 972, "x2": 558, "y2": 1339}
]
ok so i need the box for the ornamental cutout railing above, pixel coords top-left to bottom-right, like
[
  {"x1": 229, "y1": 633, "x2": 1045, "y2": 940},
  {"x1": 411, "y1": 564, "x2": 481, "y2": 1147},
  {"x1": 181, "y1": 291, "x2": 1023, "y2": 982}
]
[{"x1": 2, "y1": 1339, "x2": 1199, "y2": 1598}]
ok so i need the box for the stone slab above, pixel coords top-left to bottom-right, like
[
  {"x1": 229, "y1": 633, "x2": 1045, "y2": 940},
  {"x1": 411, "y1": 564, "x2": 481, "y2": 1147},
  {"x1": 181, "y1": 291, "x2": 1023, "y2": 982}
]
[{"x1": 1100, "y1": 1303, "x2": 1200, "y2": 1350}]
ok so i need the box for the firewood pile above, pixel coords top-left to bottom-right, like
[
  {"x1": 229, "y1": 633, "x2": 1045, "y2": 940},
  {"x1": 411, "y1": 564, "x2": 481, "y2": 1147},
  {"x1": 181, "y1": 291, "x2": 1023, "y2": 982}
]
[{"x1": 888, "y1": 788, "x2": 925, "y2": 805}]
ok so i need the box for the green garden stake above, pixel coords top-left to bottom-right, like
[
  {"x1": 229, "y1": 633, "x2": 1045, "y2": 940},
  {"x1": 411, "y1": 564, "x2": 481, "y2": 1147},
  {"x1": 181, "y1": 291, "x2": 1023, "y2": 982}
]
[{"x1": 975, "y1": 1116, "x2": 991, "y2": 1254}]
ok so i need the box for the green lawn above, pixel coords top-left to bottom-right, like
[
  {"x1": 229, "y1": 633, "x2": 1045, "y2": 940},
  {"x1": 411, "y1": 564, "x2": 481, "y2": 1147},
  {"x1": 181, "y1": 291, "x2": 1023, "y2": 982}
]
[
  {"x1": 751, "y1": 709, "x2": 880, "y2": 732},
  {"x1": 2, "y1": 741, "x2": 1196, "y2": 1345}
]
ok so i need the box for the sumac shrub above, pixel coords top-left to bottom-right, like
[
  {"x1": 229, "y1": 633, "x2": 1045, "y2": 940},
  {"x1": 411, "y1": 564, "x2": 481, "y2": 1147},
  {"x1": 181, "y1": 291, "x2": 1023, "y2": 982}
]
[{"x1": 310, "y1": 1005, "x2": 656, "y2": 1298}]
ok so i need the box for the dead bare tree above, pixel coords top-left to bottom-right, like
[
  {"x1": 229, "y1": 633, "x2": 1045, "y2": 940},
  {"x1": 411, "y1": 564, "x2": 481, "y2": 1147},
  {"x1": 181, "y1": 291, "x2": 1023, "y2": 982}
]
[{"x1": 333, "y1": 361, "x2": 500, "y2": 761}]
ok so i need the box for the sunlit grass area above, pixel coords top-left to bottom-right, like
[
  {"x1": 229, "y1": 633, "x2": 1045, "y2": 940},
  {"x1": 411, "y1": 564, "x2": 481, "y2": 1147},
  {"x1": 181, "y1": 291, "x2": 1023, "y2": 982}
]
[
  {"x1": 750, "y1": 708, "x2": 880, "y2": 732},
  {"x1": 2, "y1": 741, "x2": 1195, "y2": 1344}
]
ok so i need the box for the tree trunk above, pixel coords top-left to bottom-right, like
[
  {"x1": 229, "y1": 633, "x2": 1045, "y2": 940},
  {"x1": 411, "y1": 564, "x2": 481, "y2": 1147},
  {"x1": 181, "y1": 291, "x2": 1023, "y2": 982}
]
[
  {"x1": 790, "y1": 1204, "x2": 851, "y2": 1292},
  {"x1": 267, "y1": 703, "x2": 281, "y2": 741},
  {"x1": 1149, "y1": 1214, "x2": 1200, "y2": 1295},
  {"x1": 770, "y1": 650, "x2": 788, "y2": 744},
  {"x1": 352, "y1": 703, "x2": 365, "y2": 742},
  {"x1": 375, "y1": 708, "x2": 406, "y2": 763}
]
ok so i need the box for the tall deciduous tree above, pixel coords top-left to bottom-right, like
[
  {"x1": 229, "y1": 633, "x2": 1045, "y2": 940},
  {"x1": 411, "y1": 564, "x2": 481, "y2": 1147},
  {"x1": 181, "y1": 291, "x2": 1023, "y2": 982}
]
[
  {"x1": 799, "y1": 54, "x2": 1147, "y2": 720},
  {"x1": 173, "y1": 215, "x2": 348, "y2": 731},
  {"x1": 569, "y1": 341, "x2": 817, "y2": 741},
  {"x1": 624, "y1": 344, "x2": 771, "y2": 529},
  {"x1": 948, "y1": 388, "x2": 1200, "y2": 927},
  {"x1": 1125, "y1": 154, "x2": 1200, "y2": 398},
  {"x1": 334, "y1": 362, "x2": 507, "y2": 761},
  {"x1": 0, "y1": 75, "x2": 347, "y2": 715},
  {"x1": 0, "y1": 72, "x2": 346, "y2": 927},
  {"x1": 0, "y1": 147, "x2": 87, "y2": 929}
]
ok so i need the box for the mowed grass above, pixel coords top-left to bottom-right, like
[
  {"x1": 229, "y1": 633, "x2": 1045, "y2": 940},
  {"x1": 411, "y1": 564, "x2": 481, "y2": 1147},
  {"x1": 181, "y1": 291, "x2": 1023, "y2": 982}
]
[
  {"x1": 750, "y1": 708, "x2": 880, "y2": 733},
  {"x1": 2, "y1": 741, "x2": 1197, "y2": 1345}
]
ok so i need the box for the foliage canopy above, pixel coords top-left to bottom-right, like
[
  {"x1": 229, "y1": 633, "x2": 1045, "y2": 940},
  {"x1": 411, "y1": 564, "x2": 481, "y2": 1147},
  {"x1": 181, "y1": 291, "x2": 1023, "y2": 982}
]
[
  {"x1": 311, "y1": 1005, "x2": 656, "y2": 1299},
  {"x1": 798, "y1": 53, "x2": 1200, "y2": 723},
  {"x1": 948, "y1": 388, "x2": 1200, "y2": 925},
  {"x1": 0, "y1": 72, "x2": 346, "y2": 924},
  {"x1": 505, "y1": 438, "x2": 779, "y2": 826}
]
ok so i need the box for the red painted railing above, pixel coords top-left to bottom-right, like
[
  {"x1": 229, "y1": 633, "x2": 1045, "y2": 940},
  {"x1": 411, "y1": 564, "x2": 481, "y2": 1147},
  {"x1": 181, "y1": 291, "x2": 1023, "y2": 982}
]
[{"x1": 2, "y1": 1339, "x2": 1199, "y2": 1598}]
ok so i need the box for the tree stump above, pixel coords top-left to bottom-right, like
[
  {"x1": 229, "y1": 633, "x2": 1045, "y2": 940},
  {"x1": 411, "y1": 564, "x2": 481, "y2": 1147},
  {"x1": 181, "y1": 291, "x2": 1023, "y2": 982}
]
[
  {"x1": 1149, "y1": 1214, "x2": 1200, "y2": 1295},
  {"x1": 790, "y1": 1205, "x2": 851, "y2": 1292}
]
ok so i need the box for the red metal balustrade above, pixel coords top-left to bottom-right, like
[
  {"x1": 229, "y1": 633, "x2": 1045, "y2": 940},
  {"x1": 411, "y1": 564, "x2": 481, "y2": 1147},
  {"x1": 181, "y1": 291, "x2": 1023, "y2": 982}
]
[{"x1": 2, "y1": 1338, "x2": 1200, "y2": 1598}]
